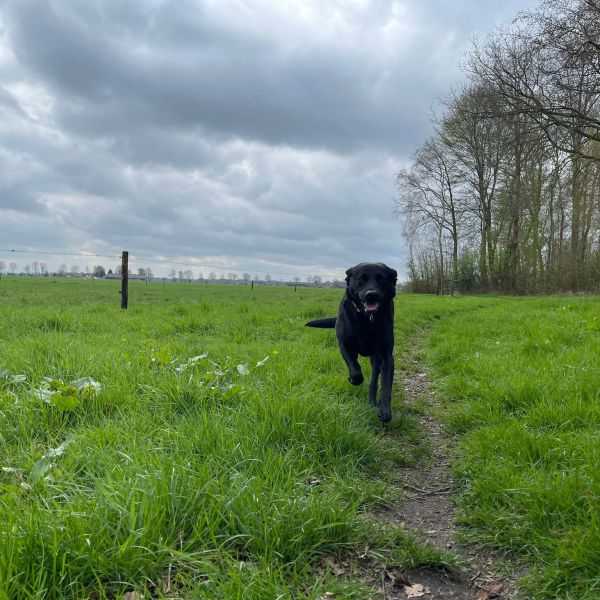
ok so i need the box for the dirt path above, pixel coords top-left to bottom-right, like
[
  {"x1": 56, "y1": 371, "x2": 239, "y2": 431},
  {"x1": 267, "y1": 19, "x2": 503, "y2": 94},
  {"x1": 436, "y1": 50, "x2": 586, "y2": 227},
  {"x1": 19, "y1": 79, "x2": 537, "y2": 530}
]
[{"x1": 373, "y1": 331, "x2": 522, "y2": 600}]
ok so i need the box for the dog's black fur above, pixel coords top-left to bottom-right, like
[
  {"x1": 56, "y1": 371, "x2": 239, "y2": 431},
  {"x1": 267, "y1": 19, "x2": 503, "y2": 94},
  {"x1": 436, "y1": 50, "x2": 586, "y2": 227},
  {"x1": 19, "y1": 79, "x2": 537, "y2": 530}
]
[{"x1": 306, "y1": 262, "x2": 397, "y2": 422}]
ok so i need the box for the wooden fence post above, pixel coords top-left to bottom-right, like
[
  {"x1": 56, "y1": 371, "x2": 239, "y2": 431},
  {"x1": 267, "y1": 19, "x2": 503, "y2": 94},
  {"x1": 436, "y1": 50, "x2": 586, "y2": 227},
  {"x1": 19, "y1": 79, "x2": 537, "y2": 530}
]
[{"x1": 121, "y1": 251, "x2": 129, "y2": 309}]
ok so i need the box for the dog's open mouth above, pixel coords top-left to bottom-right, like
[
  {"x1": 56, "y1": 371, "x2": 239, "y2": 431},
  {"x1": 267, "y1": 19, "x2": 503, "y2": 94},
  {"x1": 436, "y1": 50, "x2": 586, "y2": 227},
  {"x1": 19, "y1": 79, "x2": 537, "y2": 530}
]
[{"x1": 363, "y1": 301, "x2": 380, "y2": 313}]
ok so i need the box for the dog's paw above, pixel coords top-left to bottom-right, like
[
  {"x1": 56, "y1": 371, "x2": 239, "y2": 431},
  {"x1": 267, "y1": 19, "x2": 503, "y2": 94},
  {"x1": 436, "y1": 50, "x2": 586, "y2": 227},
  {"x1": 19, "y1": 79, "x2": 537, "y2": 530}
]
[
  {"x1": 377, "y1": 407, "x2": 392, "y2": 423},
  {"x1": 348, "y1": 373, "x2": 364, "y2": 385}
]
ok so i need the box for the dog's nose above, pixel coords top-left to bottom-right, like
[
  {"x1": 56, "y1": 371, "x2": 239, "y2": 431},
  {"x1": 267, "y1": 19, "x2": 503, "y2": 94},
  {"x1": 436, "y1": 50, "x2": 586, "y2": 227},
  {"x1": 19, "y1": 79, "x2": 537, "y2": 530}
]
[{"x1": 365, "y1": 290, "x2": 379, "y2": 302}]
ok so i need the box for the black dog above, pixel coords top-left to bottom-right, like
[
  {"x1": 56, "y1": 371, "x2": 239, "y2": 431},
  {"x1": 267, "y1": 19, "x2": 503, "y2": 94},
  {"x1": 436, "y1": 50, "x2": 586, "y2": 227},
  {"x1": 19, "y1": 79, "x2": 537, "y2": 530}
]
[{"x1": 306, "y1": 262, "x2": 397, "y2": 422}]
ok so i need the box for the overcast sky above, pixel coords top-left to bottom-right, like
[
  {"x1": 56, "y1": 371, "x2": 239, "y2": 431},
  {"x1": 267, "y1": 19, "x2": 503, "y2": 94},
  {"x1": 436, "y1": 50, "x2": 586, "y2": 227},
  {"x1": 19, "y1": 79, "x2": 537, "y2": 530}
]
[{"x1": 0, "y1": 0, "x2": 538, "y2": 280}]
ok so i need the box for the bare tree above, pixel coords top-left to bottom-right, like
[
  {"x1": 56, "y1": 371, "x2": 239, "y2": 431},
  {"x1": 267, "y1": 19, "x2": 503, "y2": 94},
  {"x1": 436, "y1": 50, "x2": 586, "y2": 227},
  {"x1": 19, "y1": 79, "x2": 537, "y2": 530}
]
[
  {"x1": 469, "y1": 0, "x2": 600, "y2": 160},
  {"x1": 9, "y1": 262, "x2": 17, "y2": 275},
  {"x1": 396, "y1": 136, "x2": 465, "y2": 288},
  {"x1": 440, "y1": 85, "x2": 510, "y2": 288}
]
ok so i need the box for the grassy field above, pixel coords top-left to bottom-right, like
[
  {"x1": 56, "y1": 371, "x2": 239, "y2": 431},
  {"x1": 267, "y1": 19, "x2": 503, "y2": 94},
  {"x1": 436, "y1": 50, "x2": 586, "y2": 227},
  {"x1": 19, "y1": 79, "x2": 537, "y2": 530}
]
[
  {"x1": 0, "y1": 278, "x2": 455, "y2": 599},
  {"x1": 0, "y1": 278, "x2": 598, "y2": 599},
  {"x1": 427, "y1": 296, "x2": 600, "y2": 599}
]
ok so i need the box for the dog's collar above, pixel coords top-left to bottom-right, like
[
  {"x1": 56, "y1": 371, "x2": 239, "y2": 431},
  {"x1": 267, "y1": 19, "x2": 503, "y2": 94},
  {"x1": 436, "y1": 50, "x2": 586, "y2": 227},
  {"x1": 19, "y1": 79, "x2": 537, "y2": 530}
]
[{"x1": 350, "y1": 298, "x2": 375, "y2": 322}]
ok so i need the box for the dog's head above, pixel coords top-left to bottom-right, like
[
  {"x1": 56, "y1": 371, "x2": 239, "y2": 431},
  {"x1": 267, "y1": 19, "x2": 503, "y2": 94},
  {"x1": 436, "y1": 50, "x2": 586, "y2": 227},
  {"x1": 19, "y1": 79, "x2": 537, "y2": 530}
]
[{"x1": 345, "y1": 262, "x2": 397, "y2": 315}]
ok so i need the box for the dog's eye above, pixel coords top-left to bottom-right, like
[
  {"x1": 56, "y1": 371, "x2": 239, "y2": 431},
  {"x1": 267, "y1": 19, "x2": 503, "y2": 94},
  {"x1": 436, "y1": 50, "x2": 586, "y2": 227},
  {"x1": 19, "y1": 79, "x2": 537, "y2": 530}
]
[{"x1": 359, "y1": 274, "x2": 368, "y2": 282}]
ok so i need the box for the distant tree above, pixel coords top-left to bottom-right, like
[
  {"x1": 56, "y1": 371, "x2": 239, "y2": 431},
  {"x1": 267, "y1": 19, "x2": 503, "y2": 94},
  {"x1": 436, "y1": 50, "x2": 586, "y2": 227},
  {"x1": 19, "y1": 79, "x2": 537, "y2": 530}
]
[
  {"x1": 71, "y1": 265, "x2": 80, "y2": 274},
  {"x1": 57, "y1": 263, "x2": 67, "y2": 276},
  {"x1": 145, "y1": 267, "x2": 153, "y2": 280},
  {"x1": 138, "y1": 267, "x2": 147, "y2": 278},
  {"x1": 40, "y1": 263, "x2": 48, "y2": 276},
  {"x1": 242, "y1": 273, "x2": 251, "y2": 283},
  {"x1": 0, "y1": 261, "x2": 5, "y2": 274},
  {"x1": 184, "y1": 269, "x2": 193, "y2": 282},
  {"x1": 107, "y1": 268, "x2": 113, "y2": 276},
  {"x1": 24, "y1": 264, "x2": 31, "y2": 276},
  {"x1": 9, "y1": 262, "x2": 17, "y2": 275},
  {"x1": 93, "y1": 265, "x2": 106, "y2": 278},
  {"x1": 32, "y1": 261, "x2": 40, "y2": 276},
  {"x1": 265, "y1": 274, "x2": 272, "y2": 284},
  {"x1": 314, "y1": 275, "x2": 322, "y2": 286},
  {"x1": 293, "y1": 276, "x2": 300, "y2": 283},
  {"x1": 208, "y1": 271, "x2": 216, "y2": 281},
  {"x1": 178, "y1": 270, "x2": 184, "y2": 282},
  {"x1": 168, "y1": 269, "x2": 177, "y2": 282}
]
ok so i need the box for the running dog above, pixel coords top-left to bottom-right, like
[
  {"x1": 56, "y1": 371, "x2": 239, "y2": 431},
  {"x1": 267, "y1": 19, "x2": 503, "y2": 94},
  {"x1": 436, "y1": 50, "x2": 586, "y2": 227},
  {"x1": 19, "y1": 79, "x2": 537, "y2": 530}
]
[{"x1": 306, "y1": 262, "x2": 397, "y2": 422}]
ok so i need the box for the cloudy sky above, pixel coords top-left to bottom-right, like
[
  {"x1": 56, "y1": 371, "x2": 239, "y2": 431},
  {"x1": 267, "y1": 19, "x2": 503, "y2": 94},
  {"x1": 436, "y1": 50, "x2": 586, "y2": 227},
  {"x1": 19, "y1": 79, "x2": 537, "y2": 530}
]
[{"x1": 0, "y1": 0, "x2": 537, "y2": 280}]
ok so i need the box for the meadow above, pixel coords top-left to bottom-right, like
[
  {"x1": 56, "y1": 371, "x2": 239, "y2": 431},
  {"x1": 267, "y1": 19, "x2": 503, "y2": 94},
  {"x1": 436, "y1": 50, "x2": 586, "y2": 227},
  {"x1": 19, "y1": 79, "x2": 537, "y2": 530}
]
[{"x1": 0, "y1": 278, "x2": 598, "y2": 599}]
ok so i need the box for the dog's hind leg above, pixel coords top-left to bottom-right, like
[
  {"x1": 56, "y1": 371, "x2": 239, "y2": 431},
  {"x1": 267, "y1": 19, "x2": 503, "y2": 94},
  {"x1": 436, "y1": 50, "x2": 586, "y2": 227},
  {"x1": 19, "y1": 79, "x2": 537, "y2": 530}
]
[
  {"x1": 369, "y1": 355, "x2": 381, "y2": 406},
  {"x1": 338, "y1": 340, "x2": 363, "y2": 385}
]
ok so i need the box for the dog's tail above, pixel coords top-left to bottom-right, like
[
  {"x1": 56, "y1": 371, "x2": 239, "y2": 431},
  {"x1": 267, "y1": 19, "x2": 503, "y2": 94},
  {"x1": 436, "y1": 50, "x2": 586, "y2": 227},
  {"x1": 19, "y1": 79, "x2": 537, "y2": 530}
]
[{"x1": 305, "y1": 317, "x2": 337, "y2": 328}]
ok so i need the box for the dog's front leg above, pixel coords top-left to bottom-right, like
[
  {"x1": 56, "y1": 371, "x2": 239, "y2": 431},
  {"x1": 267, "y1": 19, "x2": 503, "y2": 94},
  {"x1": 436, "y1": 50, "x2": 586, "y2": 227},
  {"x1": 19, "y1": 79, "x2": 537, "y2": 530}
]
[
  {"x1": 338, "y1": 340, "x2": 363, "y2": 385},
  {"x1": 369, "y1": 355, "x2": 381, "y2": 406},
  {"x1": 377, "y1": 353, "x2": 394, "y2": 422}
]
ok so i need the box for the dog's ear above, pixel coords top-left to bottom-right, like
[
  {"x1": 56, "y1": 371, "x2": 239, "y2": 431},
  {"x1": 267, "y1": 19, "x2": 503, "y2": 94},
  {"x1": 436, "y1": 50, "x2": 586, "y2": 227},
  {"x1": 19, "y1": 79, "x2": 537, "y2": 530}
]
[
  {"x1": 387, "y1": 267, "x2": 397, "y2": 296},
  {"x1": 345, "y1": 267, "x2": 354, "y2": 283}
]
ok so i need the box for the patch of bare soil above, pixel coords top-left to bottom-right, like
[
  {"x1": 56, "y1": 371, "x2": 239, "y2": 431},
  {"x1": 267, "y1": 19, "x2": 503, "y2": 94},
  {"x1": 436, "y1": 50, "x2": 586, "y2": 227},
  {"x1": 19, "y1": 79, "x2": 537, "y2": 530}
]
[{"x1": 370, "y1": 332, "x2": 523, "y2": 600}]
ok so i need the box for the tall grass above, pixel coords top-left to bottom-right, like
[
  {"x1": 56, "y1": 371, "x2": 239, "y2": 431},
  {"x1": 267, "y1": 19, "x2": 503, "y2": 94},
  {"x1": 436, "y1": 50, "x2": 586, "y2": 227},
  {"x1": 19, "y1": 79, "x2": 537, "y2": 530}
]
[
  {"x1": 0, "y1": 278, "x2": 453, "y2": 599},
  {"x1": 427, "y1": 296, "x2": 600, "y2": 599},
  {"x1": 4, "y1": 280, "x2": 596, "y2": 598}
]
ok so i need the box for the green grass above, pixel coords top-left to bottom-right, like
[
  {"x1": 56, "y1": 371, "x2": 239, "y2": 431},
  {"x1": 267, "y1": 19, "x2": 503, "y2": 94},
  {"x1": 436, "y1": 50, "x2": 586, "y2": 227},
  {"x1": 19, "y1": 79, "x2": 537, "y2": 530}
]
[
  {"x1": 2, "y1": 280, "x2": 598, "y2": 599},
  {"x1": 0, "y1": 278, "x2": 456, "y2": 599},
  {"x1": 427, "y1": 296, "x2": 600, "y2": 599}
]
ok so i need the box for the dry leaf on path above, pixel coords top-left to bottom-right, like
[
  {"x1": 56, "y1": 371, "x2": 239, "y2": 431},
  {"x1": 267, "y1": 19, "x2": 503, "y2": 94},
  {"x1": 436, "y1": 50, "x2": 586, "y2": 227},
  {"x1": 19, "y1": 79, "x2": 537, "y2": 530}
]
[
  {"x1": 488, "y1": 582, "x2": 503, "y2": 595},
  {"x1": 404, "y1": 582, "x2": 428, "y2": 597}
]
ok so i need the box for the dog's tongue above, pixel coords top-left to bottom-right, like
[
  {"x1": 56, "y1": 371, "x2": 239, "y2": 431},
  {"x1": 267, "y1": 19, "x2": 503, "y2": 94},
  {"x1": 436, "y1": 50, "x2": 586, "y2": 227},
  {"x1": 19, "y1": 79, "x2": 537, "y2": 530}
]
[{"x1": 364, "y1": 301, "x2": 379, "y2": 313}]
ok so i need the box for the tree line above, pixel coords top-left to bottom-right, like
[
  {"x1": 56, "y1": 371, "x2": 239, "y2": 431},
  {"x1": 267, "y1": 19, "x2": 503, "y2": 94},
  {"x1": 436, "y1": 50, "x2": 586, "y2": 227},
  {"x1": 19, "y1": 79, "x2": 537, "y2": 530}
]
[
  {"x1": 395, "y1": 0, "x2": 600, "y2": 294},
  {"x1": 0, "y1": 260, "x2": 337, "y2": 287}
]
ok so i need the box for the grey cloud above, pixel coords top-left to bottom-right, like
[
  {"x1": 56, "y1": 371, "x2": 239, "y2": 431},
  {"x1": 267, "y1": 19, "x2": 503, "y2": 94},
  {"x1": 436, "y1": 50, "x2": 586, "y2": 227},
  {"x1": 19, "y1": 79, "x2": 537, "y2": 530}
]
[
  {"x1": 0, "y1": 0, "x2": 538, "y2": 278},
  {"x1": 3, "y1": 0, "x2": 455, "y2": 154}
]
